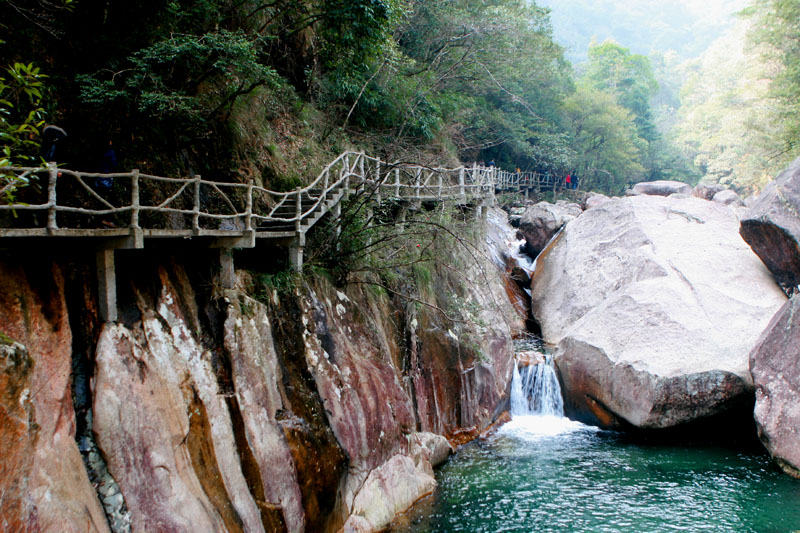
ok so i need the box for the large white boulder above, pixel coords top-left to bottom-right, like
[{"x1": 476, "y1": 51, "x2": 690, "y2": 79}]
[{"x1": 531, "y1": 195, "x2": 787, "y2": 428}]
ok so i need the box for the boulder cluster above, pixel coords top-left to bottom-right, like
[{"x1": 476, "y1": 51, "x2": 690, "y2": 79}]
[{"x1": 517, "y1": 160, "x2": 800, "y2": 477}]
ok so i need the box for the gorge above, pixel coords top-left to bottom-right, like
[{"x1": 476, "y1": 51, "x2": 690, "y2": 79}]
[
  {"x1": 4, "y1": 157, "x2": 800, "y2": 531},
  {"x1": 3, "y1": 1, "x2": 800, "y2": 528}
]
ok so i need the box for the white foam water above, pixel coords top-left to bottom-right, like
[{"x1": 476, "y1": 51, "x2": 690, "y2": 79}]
[{"x1": 503, "y1": 358, "x2": 596, "y2": 439}]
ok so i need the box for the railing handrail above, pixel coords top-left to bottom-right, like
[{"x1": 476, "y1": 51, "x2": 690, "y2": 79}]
[{"x1": 0, "y1": 153, "x2": 569, "y2": 236}]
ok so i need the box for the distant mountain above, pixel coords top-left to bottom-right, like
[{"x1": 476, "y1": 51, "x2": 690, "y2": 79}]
[{"x1": 539, "y1": 0, "x2": 750, "y2": 62}]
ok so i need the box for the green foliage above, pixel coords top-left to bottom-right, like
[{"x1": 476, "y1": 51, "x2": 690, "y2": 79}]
[
  {"x1": 560, "y1": 84, "x2": 645, "y2": 192},
  {"x1": 306, "y1": 197, "x2": 377, "y2": 285},
  {"x1": 255, "y1": 270, "x2": 298, "y2": 298},
  {"x1": 671, "y1": 18, "x2": 790, "y2": 193},
  {"x1": 78, "y1": 30, "x2": 282, "y2": 140},
  {"x1": 0, "y1": 60, "x2": 47, "y2": 203},
  {"x1": 747, "y1": 0, "x2": 800, "y2": 157},
  {"x1": 270, "y1": 174, "x2": 303, "y2": 192},
  {"x1": 318, "y1": 0, "x2": 407, "y2": 72},
  {"x1": 0, "y1": 330, "x2": 16, "y2": 346},
  {"x1": 394, "y1": 0, "x2": 573, "y2": 165},
  {"x1": 585, "y1": 41, "x2": 659, "y2": 142}
]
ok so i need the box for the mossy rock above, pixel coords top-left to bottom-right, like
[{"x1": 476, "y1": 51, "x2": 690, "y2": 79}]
[{"x1": 0, "y1": 331, "x2": 17, "y2": 346}]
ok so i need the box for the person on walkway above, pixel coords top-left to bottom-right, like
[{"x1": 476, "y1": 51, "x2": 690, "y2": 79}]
[
  {"x1": 40, "y1": 125, "x2": 67, "y2": 163},
  {"x1": 95, "y1": 140, "x2": 118, "y2": 190},
  {"x1": 487, "y1": 160, "x2": 496, "y2": 167},
  {"x1": 565, "y1": 174, "x2": 572, "y2": 189}
]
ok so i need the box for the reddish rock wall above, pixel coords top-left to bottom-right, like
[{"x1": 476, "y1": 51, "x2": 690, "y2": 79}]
[
  {"x1": 0, "y1": 215, "x2": 519, "y2": 532},
  {"x1": 0, "y1": 261, "x2": 109, "y2": 532}
]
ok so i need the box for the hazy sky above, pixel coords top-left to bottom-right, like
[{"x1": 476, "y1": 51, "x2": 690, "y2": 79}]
[{"x1": 539, "y1": 0, "x2": 751, "y2": 61}]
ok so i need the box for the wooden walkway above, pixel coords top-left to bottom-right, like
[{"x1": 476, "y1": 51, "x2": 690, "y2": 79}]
[
  {"x1": 0, "y1": 152, "x2": 560, "y2": 252},
  {"x1": 0, "y1": 152, "x2": 562, "y2": 320}
]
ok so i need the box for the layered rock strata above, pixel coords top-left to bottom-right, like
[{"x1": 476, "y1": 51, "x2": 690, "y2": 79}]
[
  {"x1": 0, "y1": 261, "x2": 110, "y2": 532},
  {"x1": 0, "y1": 207, "x2": 520, "y2": 532}
]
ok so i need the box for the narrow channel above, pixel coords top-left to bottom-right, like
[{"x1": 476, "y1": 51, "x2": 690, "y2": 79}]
[{"x1": 391, "y1": 356, "x2": 800, "y2": 532}]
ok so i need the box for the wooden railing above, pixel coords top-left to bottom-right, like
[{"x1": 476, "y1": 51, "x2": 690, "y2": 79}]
[{"x1": 0, "y1": 153, "x2": 563, "y2": 238}]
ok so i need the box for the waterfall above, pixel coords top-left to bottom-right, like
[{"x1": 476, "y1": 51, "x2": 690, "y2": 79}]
[{"x1": 510, "y1": 357, "x2": 564, "y2": 417}]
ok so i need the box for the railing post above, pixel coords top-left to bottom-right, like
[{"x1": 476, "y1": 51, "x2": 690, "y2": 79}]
[
  {"x1": 415, "y1": 167, "x2": 421, "y2": 200},
  {"x1": 244, "y1": 182, "x2": 254, "y2": 231},
  {"x1": 294, "y1": 187, "x2": 302, "y2": 232},
  {"x1": 291, "y1": 187, "x2": 305, "y2": 272},
  {"x1": 375, "y1": 159, "x2": 382, "y2": 203},
  {"x1": 395, "y1": 168, "x2": 401, "y2": 198},
  {"x1": 130, "y1": 169, "x2": 140, "y2": 229},
  {"x1": 459, "y1": 167, "x2": 466, "y2": 201},
  {"x1": 193, "y1": 175, "x2": 201, "y2": 233},
  {"x1": 46, "y1": 162, "x2": 58, "y2": 231},
  {"x1": 438, "y1": 173, "x2": 443, "y2": 198}
]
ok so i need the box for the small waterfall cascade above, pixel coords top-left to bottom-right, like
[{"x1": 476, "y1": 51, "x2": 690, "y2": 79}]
[{"x1": 510, "y1": 356, "x2": 564, "y2": 417}]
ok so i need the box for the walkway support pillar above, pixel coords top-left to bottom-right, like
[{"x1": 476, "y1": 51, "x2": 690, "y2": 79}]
[
  {"x1": 96, "y1": 248, "x2": 117, "y2": 323},
  {"x1": 220, "y1": 248, "x2": 236, "y2": 289},
  {"x1": 289, "y1": 233, "x2": 305, "y2": 272}
]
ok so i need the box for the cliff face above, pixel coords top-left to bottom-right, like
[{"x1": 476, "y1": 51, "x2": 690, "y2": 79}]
[
  {"x1": 0, "y1": 211, "x2": 523, "y2": 532},
  {"x1": 0, "y1": 261, "x2": 110, "y2": 533}
]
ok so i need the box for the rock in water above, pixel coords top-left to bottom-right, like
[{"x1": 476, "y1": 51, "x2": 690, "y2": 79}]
[
  {"x1": 750, "y1": 295, "x2": 800, "y2": 477},
  {"x1": 531, "y1": 195, "x2": 786, "y2": 428},
  {"x1": 740, "y1": 157, "x2": 800, "y2": 296},
  {"x1": 631, "y1": 180, "x2": 692, "y2": 197}
]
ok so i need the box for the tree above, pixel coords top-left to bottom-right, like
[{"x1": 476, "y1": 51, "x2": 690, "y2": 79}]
[
  {"x1": 671, "y1": 18, "x2": 788, "y2": 193},
  {"x1": 747, "y1": 0, "x2": 800, "y2": 157},
  {"x1": 390, "y1": 0, "x2": 572, "y2": 165},
  {"x1": 560, "y1": 84, "x2": 645, "y2": 193},
  {"x1": 584, "y1": 40, "x2": 659, "y2": 143}
]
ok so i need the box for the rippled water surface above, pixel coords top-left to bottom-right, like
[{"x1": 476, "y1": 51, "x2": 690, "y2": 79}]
[{"x1": 392, "y1": 415, "x2": 800, "y2": 532}]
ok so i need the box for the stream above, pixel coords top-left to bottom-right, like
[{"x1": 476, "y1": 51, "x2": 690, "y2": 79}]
[{"x1": 391, "y1": 357, "x2": 800, "y2": 532}]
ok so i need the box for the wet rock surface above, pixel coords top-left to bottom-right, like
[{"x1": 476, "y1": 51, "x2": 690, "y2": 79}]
[{"x1": 531, "y1": 195, "x2": 786, "y2": 428}]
